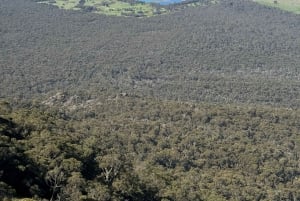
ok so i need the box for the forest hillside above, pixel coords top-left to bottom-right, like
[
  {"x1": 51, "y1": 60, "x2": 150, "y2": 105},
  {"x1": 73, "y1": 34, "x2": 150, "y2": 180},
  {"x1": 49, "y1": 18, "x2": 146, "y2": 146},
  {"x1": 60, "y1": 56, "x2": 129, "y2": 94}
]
[
  {"x1": 1, "y1": 95, "x2": 300, "y2": 200},
  {"x1": 1, "y1": 0, "x2": 300, "y2": 107},
  {"x1": 1, "y1": 0, "x2": 300, "y2": 200}
]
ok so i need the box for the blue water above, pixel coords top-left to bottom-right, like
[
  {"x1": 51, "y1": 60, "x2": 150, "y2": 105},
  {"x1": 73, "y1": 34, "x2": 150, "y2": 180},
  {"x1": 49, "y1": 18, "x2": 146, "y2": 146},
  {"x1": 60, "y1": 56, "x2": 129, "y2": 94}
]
[{"x1": 141, "y1": 0, "x2": 184, "y2": 5}]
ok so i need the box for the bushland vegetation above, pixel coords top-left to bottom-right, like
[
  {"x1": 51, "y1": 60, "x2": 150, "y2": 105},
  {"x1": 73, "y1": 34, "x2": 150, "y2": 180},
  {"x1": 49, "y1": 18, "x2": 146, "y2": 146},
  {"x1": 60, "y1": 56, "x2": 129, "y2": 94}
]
[
  {"x1": 1, "y1": 0, "x2": 300, "y2": 200},
  {"x1": 1, "y1": 0, "x2": 300, "y2": 107},
  {"x1": 1, "y1": 94, "x2": 300, "y2": 200}
]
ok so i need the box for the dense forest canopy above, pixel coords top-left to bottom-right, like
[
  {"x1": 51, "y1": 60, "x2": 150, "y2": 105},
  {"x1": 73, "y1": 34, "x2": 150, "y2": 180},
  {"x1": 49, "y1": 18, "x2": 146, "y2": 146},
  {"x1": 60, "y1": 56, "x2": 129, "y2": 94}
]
[
  {"x1": 1, "y1": 95, "x2": 300, "y2": 200},
  {"x1": 1, "y1": 0, "x2": 300, "y2": 200},
  {"x1": 1, "y1": 0, "x2": 300, "y2": 107}
]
